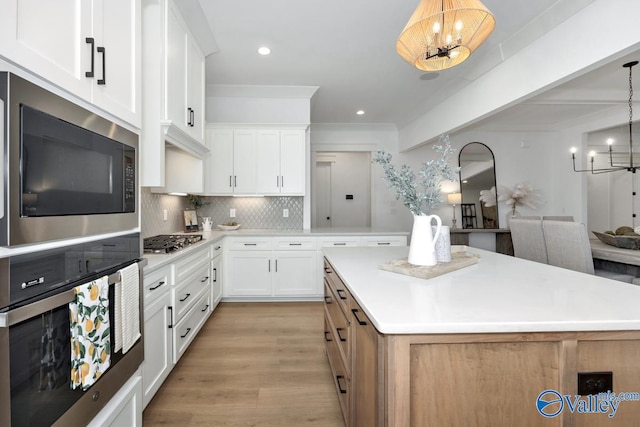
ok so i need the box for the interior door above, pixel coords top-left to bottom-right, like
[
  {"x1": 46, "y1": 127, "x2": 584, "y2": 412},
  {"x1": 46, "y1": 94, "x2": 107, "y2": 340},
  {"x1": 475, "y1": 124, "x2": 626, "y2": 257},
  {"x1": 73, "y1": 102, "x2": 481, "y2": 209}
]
[{"x1": 315, "y1": 162, "x2": 332, "y2": 228}]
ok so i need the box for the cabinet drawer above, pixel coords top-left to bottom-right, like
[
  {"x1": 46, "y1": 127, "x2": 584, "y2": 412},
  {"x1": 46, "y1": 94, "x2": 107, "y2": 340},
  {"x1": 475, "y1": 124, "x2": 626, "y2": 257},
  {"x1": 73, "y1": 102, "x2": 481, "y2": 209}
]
[
  {"x1": 173, "y1": 292, "x2": 211, "y2": 363},
  {"x1": 211, "y1": 240, "x2": 224, "y2": 258},
  {"x1": 273, "y1": 237, "x2": 316, "y2": 250},
  {"x1": 324, "y1": 281, "x2": 351, "y2": 369},
  {"x1": 228, "y1": 237, "x2": 273, "y2": 250},
  {"x1": 318, "y1": 237, "x2": 360, "y2": 248},
  {"x1": 360, "y1": 235, "x2": 407, "y2": 246},
  {"x1": 324, "y1": 316, "x2": 350, "y2": 425},
  {"x1": 173, "y1": 261, "x2": 211, "y2": 323},
  {"x1": 143, "y1": 265, "x2": 173, "y2": 305},
  {"x1": 324, "y1": 260, "x2": 351, "y2": 316},
  {"x1": 174, "y1": 244, "x2": 211, "y2": 283}
]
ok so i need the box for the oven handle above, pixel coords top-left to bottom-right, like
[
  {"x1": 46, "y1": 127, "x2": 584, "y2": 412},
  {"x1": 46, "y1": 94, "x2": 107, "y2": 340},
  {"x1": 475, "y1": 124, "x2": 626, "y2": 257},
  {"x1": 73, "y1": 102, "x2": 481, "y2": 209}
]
[{"x1": 0, "y1": 258, "x2": 147, "y2": 328}]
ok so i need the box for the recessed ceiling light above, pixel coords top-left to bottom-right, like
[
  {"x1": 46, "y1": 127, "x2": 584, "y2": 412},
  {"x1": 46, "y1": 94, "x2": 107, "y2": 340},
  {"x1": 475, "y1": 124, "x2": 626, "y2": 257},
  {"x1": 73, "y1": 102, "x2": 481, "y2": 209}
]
[
  {"x1": 356, "y1": 110, "x2": 365, "y2": 116},
  {"x1": 258, "y1": 46, "x2": 271, "y2": 55}
]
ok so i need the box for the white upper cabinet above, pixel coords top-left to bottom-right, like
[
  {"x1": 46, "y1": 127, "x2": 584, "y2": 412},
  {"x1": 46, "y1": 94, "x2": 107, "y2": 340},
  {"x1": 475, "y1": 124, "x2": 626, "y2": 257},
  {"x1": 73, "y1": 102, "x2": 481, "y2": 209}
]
[
  {"x1": 207, "y1": 127, "x2": 305, "y2": 196},
  {"x1": 0, "y1": 0, "x2": 141, "y2": 127},
  {"x1": 141, "y1": 0, "x2": 208, "y2": 187}
]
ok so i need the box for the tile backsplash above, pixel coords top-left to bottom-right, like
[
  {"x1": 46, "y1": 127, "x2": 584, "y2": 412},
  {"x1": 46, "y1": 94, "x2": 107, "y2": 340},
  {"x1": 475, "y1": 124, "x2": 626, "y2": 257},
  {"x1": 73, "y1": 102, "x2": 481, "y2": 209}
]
[{"x1": 141, "y1": 188, "x2": 303, "y2": 238}]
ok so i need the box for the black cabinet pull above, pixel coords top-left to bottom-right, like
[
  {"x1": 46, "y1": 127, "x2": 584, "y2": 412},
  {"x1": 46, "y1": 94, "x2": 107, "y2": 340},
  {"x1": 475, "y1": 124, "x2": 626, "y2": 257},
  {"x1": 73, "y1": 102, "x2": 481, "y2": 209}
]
[
  {"x1": 281, "y1": 176, "x2": 284, "y2": 187},
  {"x1": 229, "y1": 176, "x2": 232, "y2": 188},
  {"x1": 150, "y1": 281, "x2": 165, "y2": 291},
  {"x1": 333, "y1": 242, "x2": 346, "y2": 246},
  {"x1": 324, "y1": 295, "x2": 332, "y2": 304},
  {"x1": 377, "y1": 242, "x2": 391, "y2": 245},
  {"x1": 187, "y1": 107, "x2": 193, "y2": 126},
  {"x1": 97, "y1": 46, "x2": 106, "y2": 85},
  {"x1": 336, "y1": 289, "x2": 347, "y2": 300},
  {"x1": 200, "y1": 276, "x2": 209, "y2": 283},
  {"x1": 289, "y1": 243, "x2": 302, "y2": 246},
  {"x1": 201, "y1": 304, "x2": 209, "y2": 312},
  {"x1": 190, "y1": 108, "x2": 195, "y2": 127},
  {"x1": 214, "y1": 246, "x2": 221, "y2": 251},
  {"x1": 213, "y1": 268, "x2": 217, "y2": 282},
  {"x1": 180, "y1": 293, "x2": 191, "y2": 302},
  {"x1": 351, "y1": 308, "x2": 367, "y2": 326},
  {"x1": 324, "y1": 331, "x2": 332, "y2": 342},
  {"x1": 234, "y1": 176, "x2": 237, "y2": 187},
  {"x1": 168, "y1": 306, "x2": 173, "y2": 329},
  {"x1": 275, "y1": 259, "x2": 278, "y2": 272},
  {"x1": 268, "y1": 259, "x2": 271, "y2": 272},
  {"x1": 336, "y1": 327, "x2": 347, "y2": 342},
  {"x1": 181, "y1": 327, "x2": 192, "y2": 338},
  {"x1": 85, "y1": 37, "x2": 95, "y2": 77},
  {"x1": 244, "y1": 243, "x2": 257, "y2": 246},
  {"x1": 324, "y1": 267, "x2": 331, "y2": 274},
  {"x1": 336, "y1": 376, "x2": 347, "y2": 394}
]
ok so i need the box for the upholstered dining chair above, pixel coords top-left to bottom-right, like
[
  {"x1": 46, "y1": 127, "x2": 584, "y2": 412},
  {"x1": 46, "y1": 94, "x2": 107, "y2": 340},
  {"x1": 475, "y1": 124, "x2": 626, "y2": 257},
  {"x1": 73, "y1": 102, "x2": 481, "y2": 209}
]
[
  {"x1": 509, "y1": 218, "x2": 548, "y2": 264},
  {"x1": 542, "y1": 220, "x2": 634, "y2": 283},
  {"x1": 542, "y1": 215, "x2": 574, "y2": 221}
]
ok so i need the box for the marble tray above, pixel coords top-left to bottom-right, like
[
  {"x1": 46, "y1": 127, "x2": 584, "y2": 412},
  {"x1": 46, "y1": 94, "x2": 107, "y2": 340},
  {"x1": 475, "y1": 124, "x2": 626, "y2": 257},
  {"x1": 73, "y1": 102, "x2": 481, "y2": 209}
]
[{"x1": 379, "y1": 251, "x2": 479, "y2": 280}]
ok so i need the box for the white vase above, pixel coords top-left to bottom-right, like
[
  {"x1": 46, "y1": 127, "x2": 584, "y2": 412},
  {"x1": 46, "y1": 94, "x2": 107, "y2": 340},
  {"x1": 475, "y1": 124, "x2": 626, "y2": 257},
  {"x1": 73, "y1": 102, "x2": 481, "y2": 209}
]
[{"x1": 408, "y1": 214, "x2": 442, "y2": 266}]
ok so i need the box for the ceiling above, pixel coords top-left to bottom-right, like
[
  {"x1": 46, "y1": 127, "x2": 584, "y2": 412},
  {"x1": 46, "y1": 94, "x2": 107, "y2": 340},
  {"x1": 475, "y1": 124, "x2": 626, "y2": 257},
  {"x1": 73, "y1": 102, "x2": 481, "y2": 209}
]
[{"x1": 196, "y1": 0, "x2": 637, "y2": 132}]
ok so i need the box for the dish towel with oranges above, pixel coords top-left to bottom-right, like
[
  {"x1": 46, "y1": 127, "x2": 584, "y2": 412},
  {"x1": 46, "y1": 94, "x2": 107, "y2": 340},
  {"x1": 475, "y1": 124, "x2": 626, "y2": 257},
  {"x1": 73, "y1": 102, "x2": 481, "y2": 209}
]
[{"x1": 69, "y1": 276, "x2": 111, "y2": 391}]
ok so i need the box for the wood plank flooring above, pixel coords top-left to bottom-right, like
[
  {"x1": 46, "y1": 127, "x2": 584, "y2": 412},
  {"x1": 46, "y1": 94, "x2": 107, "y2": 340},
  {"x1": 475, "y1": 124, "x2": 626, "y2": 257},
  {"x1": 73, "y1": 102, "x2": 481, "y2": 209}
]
[{"x1": 143, "y1": 302, "x2": 344, "y2": 427}]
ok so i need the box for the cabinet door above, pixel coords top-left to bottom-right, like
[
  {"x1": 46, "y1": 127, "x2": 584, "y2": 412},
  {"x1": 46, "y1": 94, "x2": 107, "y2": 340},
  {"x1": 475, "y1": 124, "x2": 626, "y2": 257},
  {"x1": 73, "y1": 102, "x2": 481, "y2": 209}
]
[
  {"x1": 186, "y1": 36, "x2": 205, "y2": 142},
  {"x1": 0, "y1": 0, "x2": 92, "y2": 99},
  {"x1": 232, "y1": 130, "x2": 258, "y2": 194},
  {"x1": 273, "y1": 251, "x2": 317, "y2": 296},
  {"x1": 142, "y1": 291, "x2": 173, "y2": 408},
  {"x1": 88, "y1": 375, "x2": 143, "y2": 427},
  {"x1": 279, "y1": 130, "x2": 306, "y2": 195},
  {"x1": 226, "y1": 251, "x2": 272, "y2": 296},
  {"x1": 92, "y1": 0, "x2": 140, "y2": 126},
  {"x1": 256, "y1": 130, "x2": 281, "y2": 194},
  {"x1": 206, "y1": 129, "x2": 234, "y2": 194},
  {"x1": 351, "y1": 302, "x2": 381, "y2": 426},
  {"x1": 165, "y1": 1, "x2": 188, "y2": 131}
]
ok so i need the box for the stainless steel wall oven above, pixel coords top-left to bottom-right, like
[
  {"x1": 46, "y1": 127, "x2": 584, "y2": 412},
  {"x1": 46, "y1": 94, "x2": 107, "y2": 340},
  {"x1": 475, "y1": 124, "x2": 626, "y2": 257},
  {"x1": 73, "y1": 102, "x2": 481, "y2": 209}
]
[
  {"x1": 0, "y1": 72, "x2": 138, "y2": 247},
  {"x1": 0, "y1": 232, "x2": 144, "y2": 426}
]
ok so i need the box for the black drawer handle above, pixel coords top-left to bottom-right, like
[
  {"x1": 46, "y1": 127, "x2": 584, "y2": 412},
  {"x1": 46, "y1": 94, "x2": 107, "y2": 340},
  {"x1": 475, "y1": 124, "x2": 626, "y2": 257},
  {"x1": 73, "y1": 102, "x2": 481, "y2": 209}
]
[
  {"x1": 97, "y1": 46, "x2": 106, "y2": 85},
  {"x1": 289, "y1": 243, "x2": 302, "y2": 246},
  {"x1": 324, "y1": 331, "x2": 332, "y2": 342},
  {"x1": 213, "y1": 268, "x2": 217, "y2": 282},
  {"x1": 336, "y1": 375, "x2": 347, "y2": 394},
  {"x1": 201, "y1": 276, "x2": 209, "y2": 283},
  {"x1": 324, "y1": 295, "x2": 332, "y2": 304},
  {"x1": 168, "y1": 306, "x2": 173, "y2": 329},
  {"x1": 336, "y1": 289, "x2": 347, "y2": 300},
  {"x1": 324, "y1": 267, "x2": 331, "y2": 274},
  {"x1": 180, "y1": 293, "x2": 191, "y2": 302},
  {"x1": 377, "y1": 242, "x2": 391, "y2": 245},
  {"x1": 201, "y1": 304, "x2": 209, "y2": 312},
  {"x1": 352, "y1": 308, "x2": 367, "y2": 326},
  {"x1": 336, "y1": 328, "x2": 347, "y2": 342},
  {"x1": 244, "y1": 243, "x2": 257, "y2": 246},
  {"x1": 214, "y1": 246, "x2": 221, "y2": 250},
  {"x1": 85, "y1": 37, "x2": 95, "y2": 77},
  {"x1": 333, "y1": 242, "x2": 347, "y2": 246},
  {"x1": 181, "y1": 328, "x2": 192, "y2": 339},
  {"x1": 150, "y1": 281, "x2": 165, "y2": 291}
]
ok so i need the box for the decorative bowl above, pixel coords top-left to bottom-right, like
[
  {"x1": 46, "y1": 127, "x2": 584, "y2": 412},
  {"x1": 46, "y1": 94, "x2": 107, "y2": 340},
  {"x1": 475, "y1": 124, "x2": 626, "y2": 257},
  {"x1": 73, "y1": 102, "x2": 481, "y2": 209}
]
[
  {"x1": 218, "y1": 223, "x2": 241, "y2": 231},
  {"x1": 592, "y1": 230, "x2": 640, "y2": 250}
]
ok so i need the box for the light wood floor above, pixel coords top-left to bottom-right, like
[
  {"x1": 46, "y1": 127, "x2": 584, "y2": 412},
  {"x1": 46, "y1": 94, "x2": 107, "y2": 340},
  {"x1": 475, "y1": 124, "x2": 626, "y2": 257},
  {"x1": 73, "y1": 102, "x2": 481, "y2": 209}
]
[{"x1": 143, "y1": 302, "x2": 345, "y2": 427}]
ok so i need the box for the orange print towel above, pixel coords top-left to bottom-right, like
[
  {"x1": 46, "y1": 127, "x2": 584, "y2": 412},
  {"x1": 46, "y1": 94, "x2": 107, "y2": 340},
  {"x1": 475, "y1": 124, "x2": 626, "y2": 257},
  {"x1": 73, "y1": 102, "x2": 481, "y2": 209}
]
[{"x1": 69, "y1": 276, "x2": 111, "y2": 391}]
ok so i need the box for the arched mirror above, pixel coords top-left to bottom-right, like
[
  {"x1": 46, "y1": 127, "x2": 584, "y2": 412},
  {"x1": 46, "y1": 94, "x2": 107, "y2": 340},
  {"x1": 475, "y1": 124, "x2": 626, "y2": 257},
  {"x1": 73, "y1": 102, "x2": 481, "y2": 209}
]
[{"x1": 458, "y1": 142, "x2": 497, "y2": 229}]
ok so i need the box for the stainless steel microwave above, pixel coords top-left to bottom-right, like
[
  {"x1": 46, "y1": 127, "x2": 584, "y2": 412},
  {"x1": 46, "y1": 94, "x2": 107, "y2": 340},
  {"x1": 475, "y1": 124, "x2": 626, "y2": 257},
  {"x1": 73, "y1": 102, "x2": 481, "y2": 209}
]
[{"x1": 0, "y1": 72, "x2": 138, "y2": 246}]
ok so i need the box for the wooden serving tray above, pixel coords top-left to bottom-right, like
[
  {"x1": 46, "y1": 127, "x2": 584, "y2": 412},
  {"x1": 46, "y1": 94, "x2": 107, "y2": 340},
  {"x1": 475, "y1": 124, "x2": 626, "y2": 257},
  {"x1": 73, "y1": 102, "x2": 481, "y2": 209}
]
[
  {"x1": 379, "y1": 250, "x2": 479, "y2": 280},
  {"x1": 592, "y1": 230, "x2": 640, "y2": 250}
]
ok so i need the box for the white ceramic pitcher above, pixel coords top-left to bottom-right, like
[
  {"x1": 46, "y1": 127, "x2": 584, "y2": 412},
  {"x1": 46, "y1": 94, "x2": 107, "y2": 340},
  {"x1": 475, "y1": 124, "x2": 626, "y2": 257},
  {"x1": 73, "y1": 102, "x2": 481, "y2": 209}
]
[
  {"x1": 407, "y1": 214, "x2": 442, "y2": 266},
  {"x1": 201, "y1": 217, "x2": 212, "y2": 232}
]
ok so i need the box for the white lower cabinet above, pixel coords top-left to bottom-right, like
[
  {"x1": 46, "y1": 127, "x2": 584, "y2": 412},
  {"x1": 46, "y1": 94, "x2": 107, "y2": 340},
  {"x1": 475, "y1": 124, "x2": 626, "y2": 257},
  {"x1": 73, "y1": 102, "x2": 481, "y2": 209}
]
[
  {"x1": 273, "y1": 251, "x2": 317, "y2": 296},
  {"x1": 88, "y1": 373, "x2": 143, "y2": 427},
  {"x1": 226, "y1": 251, "x2": 272, "y2": 296},
  {"x1": 211, "y1": 242, "x2": 223, "y2": 308},
  {"x1": 142, "y1": 290, "x2": 173, "y2": 408},
  {"x1": 141, "y1": 265, "x2": 173, "y2": 409}
]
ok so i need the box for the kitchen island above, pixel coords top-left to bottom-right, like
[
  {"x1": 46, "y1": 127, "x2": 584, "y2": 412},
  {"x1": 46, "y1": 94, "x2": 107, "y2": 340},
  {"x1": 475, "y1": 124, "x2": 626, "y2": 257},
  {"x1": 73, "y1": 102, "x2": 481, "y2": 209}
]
[{"x1": 322, "y1": 245, "x2": 640, "y2": 426}]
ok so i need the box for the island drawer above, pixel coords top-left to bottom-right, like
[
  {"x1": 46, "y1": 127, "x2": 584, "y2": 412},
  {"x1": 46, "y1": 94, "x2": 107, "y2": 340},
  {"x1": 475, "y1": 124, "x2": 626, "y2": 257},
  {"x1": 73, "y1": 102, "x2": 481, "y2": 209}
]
[
  {"x1": 324, "y1": 259, "x2": 351, "y2": 316},
  {"x1": 324, "y1": 316, "x2": 350, "y2": 425},
  {"x1": 324, "y1": 281, "x2": 351, "y2": 368}
]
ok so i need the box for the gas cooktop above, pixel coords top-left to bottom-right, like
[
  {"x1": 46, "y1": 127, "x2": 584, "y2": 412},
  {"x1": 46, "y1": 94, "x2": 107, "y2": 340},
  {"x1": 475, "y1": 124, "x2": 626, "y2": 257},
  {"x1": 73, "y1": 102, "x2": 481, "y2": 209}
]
[{"x1": 143, "y1": 234, "x2": 203, "y2": 254}]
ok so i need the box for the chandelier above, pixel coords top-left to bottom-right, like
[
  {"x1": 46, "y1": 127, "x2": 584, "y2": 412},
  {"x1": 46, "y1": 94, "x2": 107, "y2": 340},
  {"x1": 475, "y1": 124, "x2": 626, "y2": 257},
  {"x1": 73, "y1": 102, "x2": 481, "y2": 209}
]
[
  {"x1": 396, "y1": 0, "x2": 495, "y2": 72},
  {"x1": 571, "y1": 60, "x2": 639, "y2": 174}
]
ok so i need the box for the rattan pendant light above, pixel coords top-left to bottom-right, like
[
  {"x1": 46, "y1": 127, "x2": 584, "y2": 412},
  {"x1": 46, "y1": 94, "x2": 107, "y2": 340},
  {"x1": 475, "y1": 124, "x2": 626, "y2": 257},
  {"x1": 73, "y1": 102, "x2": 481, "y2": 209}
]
[{"x1": 396, "y1": 0, "x2": 495, "y2": 71}]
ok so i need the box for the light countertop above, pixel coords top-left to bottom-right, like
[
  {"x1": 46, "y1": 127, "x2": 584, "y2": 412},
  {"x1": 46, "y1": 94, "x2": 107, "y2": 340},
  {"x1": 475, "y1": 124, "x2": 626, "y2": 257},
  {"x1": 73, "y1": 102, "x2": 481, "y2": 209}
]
[
  {"x1": 322, "y1": 245, "x2": 640, "y2": 335},
  {"x1": 143, "y1": 227, "x2": 409, "y2": 273}
]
